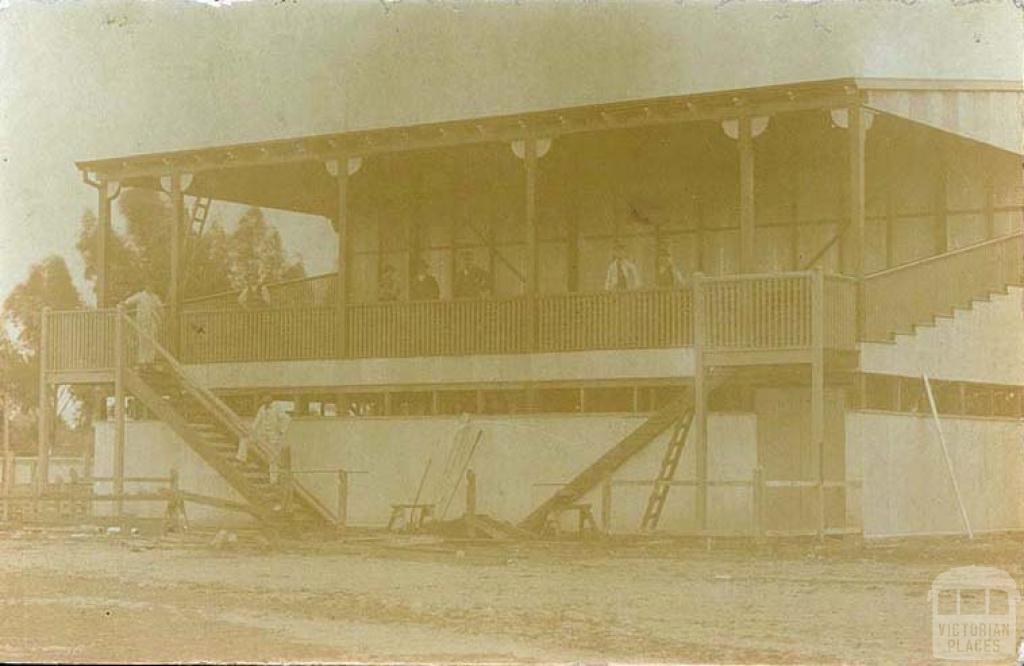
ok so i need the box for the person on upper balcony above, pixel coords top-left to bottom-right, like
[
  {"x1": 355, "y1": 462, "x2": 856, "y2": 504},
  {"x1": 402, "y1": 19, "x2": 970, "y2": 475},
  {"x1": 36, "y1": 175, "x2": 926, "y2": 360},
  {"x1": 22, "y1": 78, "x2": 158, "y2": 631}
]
[
  {"x1": 453, "y1": 250, "x2": 491, "y2": 299},
  {"x1": 655, "y1": 247, "x2": 685, "y2": 289},
  {"x1": 238, "y1": 273, "x2": 271, "y2": 309},
  {"x1": 378, "y1": 263, "x2": 400, "y2": 302},
  {"x1": 410, "y1": 258, "x2": 440, "y2": 301},
  {"x1": 122, "y1": 281, "x2": 164, "y2": 365},
  {"x1": 604, "y1": 241, "x2": 641, "y2": 291}
]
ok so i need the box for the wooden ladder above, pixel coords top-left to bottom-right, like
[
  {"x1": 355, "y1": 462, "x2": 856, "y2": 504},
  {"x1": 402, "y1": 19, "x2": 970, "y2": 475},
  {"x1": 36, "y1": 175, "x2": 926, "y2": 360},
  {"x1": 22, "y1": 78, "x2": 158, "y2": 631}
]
[{"x1": 639, "y1": 408, "x2": 695, "y2": 532}]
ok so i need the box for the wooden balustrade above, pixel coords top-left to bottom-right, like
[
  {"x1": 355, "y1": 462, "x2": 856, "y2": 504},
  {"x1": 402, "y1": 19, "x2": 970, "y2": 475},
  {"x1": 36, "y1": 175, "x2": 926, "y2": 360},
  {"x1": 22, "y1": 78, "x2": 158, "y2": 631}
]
[
  {"x1": 45, "y1": 309, "x2": 119, "y2": 372},
  {"x1": 824, "y1": 275, "x2": 858, "y2": 350},
  {"x1": 862, "y1": 232, "x2": 1023, "y2": 342},
  {"x1": 45, "y1": 272, "x2": 864, "y2": 370},
  {"x1": 347, "y1": 297, "x2": 531, "y2": 358},
  {"x1": 701, "y1": 273, "x2": 813, "y2": 352},
  {"x1": 178, "y1": 308, "x2": 336, "y2": 363},
  {"x1": 536, "y1": 288, "x2": 692, "y2": 352}
]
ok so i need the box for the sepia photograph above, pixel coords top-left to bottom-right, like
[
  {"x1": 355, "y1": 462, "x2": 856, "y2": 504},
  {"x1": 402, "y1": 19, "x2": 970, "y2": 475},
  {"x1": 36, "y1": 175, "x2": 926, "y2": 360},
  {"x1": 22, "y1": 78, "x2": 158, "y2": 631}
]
[{"x1": 1, "y1": 0, "x2": 1023, "y2": 662}]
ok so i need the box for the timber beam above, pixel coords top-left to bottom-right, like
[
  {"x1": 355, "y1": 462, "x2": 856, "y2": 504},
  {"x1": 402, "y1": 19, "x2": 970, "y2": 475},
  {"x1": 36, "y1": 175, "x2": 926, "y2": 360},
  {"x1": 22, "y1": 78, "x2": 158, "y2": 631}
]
[{"x1": 76, "y1": 85, "x2": 863, "y2": 183}]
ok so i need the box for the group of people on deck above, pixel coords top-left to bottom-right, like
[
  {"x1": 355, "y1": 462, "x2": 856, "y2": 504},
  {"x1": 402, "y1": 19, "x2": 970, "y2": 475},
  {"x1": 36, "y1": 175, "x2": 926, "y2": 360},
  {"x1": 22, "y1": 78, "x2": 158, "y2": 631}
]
[{"x1": 382, "y1": 242, "x2": 685, "y2": 302}]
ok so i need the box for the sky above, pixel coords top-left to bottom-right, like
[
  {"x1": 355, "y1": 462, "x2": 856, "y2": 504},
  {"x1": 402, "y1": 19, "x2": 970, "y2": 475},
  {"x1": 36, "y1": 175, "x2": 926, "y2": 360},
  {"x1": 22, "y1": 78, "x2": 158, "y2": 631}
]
[{"x1": 0, "y1": 0, "x2": 1020, "y2": 306}]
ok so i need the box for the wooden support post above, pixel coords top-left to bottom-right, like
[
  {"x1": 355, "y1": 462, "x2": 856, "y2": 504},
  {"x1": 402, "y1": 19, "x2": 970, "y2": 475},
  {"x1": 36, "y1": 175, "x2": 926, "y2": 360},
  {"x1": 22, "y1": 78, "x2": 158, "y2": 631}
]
[
  {"x1": 336, "y1": 469, "x2": 349, "y2": 528},
  {"x1": 752, "y1": 465, "x2": 764, "y2": 538},
  {"x1": 934, "y1": 139, "x2": 949, "y2": 254},
  {"x1": 885, "y1": 158, "x2": 896, "y2": 269},
  {"x1": 848, "y1": 105, "x2": 866, "y2": 339},
  {"x1": 810, "y1": 268, "x2": 826, "y2": 541},
  {"x1": 695, "y1": 197, "x2": 705, "y2": 274},
  {"x1": 36, "y1": 308, "x2": 50, "y2": 498},
  {"x1": 2, "y1": 390, "x2": 11, "y2": 522},
  {"x1": 739, "y1": 116, "x2": 756, "y2": 273},
  {"x1": 600, "y1": 476, "x2": 612, "y2": 533},
  {"x1": 168, "y1": 176, "x2": 184, "y2": 354},
  {"x1": 96, "y1": 181, "x2": 112, "y2": 308},
  {"x1": 566, "y1": 212, "x2": 580, "y2": 293},
  {"x1": 984, "y1": 166, "x2": 996, "y2": 240},
  {"x1": 692, "y1": 273, "x2": 708, "y2": 530},
  {"x1": 524, "y1": 137, "x2": 539, "y2": 350},
  {"x1": 114, "y1": 305, "x2": 126, "y2": 517},
  {"x1": 334, "y1": 165, "x2": 350, "y2": 359}
]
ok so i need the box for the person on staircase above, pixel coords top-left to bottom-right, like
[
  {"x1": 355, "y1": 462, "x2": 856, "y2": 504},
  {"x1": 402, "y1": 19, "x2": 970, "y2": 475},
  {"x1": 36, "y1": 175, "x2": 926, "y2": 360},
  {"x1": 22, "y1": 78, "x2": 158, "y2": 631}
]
[
  {"x1": 122, "y1": 281, "x2": 164, "y2": 366},
  {"x1": 236, "y1": 394, "x2": 292, "y2": 506}
]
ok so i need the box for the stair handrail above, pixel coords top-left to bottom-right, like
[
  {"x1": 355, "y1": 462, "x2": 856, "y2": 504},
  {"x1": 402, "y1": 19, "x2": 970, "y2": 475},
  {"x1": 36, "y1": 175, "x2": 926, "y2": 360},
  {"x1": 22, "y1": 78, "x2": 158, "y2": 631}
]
[
  {"x1": 863, "y1": 230, "x2": 1024, "y2": 281},
  {"x1": 118, "y1": 310, "x2": 275, "y2": 466}
]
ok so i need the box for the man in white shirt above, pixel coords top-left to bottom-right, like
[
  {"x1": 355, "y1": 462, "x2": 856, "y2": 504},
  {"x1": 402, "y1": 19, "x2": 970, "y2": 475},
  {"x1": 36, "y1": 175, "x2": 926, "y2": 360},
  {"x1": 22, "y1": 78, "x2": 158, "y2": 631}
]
[
  {"x1": 122, "y1": 283, "x2": 164, "y2": 365},
  {"x1": 604, "y1": 242, "x2": 641, "y2": 291},
  {"x1": 236, "y1": 394, "x2": 291, "y2": 486}
]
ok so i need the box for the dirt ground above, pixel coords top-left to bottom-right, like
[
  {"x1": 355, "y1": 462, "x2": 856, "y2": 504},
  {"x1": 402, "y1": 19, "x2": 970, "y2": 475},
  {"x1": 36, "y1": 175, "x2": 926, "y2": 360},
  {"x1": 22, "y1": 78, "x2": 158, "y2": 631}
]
[{"x1": 0, "y1": 526, "x2": 1022, "y2": 664}]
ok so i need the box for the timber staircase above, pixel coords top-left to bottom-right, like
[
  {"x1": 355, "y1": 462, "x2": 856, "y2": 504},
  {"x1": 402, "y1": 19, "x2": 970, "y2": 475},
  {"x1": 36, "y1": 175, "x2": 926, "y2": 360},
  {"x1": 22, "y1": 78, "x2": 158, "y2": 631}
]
[
  {"x1": 119, "y1": 316, "x2": 333, "y2": 531},
  {"x1": 519, "y1": 391, "x2": 694, "y2": 533}
]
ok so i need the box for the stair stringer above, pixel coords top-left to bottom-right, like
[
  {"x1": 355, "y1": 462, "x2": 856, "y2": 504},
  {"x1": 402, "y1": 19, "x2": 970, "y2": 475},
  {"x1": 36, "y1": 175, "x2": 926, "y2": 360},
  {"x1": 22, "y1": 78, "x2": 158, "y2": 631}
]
[
  {"x1": 860, "y1": 286, "x2": 1024, "y2": 385},
  {"x1": 123, "y1": 369, "x2": 274, "y2": 520}
]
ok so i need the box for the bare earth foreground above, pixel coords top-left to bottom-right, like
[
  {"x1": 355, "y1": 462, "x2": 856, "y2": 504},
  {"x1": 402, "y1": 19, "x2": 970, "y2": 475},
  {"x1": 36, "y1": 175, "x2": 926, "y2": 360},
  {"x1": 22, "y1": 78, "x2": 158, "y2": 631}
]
[{"x1": 0, "y1": 527, "x2": 1022, "y2": 664}]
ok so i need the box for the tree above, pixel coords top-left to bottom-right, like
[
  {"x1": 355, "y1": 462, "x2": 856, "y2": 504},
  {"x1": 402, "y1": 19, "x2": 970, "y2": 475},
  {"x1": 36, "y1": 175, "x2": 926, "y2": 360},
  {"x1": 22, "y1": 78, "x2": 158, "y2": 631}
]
[
  {"x1": 227, "y1": 207, "x2": 306, "y2": 288},
  {"x1": 76, "y1": 189, "x2": 305, "y2": 303},
  {"x1": 0, "y1": 256, "x2": 83, "y2": 422}
]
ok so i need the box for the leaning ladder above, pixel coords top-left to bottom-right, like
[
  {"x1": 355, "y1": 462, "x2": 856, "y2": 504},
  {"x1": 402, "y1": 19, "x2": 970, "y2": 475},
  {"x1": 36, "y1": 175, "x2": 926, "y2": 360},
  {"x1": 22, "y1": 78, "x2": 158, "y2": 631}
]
[
  {"x1": 183, "y1": 197, "x2": 213, "y2": 270},
  {"x1": 639, "y1": 408, "x2": 696, "y2": 531}
]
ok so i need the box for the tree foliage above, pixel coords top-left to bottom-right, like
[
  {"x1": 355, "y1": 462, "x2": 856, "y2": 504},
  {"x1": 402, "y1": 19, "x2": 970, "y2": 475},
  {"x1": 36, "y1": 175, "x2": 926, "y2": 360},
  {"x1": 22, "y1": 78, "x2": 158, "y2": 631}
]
[{"x1": 76, "y1": 188, "x2": 305, "y2": 303}]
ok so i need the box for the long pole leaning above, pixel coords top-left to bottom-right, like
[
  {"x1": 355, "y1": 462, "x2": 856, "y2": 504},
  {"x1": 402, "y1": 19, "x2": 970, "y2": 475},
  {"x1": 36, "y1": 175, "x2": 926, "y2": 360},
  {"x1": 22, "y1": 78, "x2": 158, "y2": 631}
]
[{"x1": 923, "y1": 373, "x2": 973, "y2": 539}]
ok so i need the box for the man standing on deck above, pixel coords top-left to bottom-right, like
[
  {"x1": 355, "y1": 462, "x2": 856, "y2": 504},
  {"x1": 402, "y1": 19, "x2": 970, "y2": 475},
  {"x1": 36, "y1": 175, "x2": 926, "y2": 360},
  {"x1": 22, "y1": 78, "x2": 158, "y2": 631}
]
[
  {"x1": 604, "y1": 242, "x2": 641, "y2": 291},
  {"x1": 410, "y1": 258, "x2": 440, "y2": 301},
  {"x1": 453, "y1": 250, "x2": 491, "y2": 299},
  {"x1": 655, "y1": 248, "x2": 685, "y2": 289},
  {"x1": 122, "y1": 281, "x2": 164, "y2": 365}
]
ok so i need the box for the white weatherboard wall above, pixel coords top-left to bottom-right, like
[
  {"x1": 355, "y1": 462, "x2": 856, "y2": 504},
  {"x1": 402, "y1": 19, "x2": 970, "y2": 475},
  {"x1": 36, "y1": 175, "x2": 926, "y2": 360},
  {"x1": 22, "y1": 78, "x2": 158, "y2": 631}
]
[
  {"x1": 93, "y1": 421, "x2": 252, "y2": 526},
  {"x1": 290, "y1": 413, "x2": 757, "y2": 533},
  {"x1": 91, "y1": 413, "x2": 756, "y2": 532},
  {"x1": 847, "y1": 412, "x2": 1024, "y2": 537},
  {"x1": 860, "y1": 287, "x2": 1024, "y2": 385}
]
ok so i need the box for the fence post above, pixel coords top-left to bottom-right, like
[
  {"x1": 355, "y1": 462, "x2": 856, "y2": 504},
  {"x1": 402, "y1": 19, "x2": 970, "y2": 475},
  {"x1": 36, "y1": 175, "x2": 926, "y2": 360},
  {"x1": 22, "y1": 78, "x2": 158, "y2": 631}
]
[
  {"x1": 36, "y1": 308, "x2": 51, "y2": 502},
  {"x1": 692, "y1": 273, "x2": 708, "y2": 531},
  {"x1": 810, "y1": 268, "x2": 826, "y2": 542},
  {"x1": 114, "y1": 305, "x2": 126, "y2": 518},
  {"x1": 752, "y1": 466, "x2": 764, "y2": 539},
  {"x1": 336, "y1": 469, "x2": 349, "y2": 528},
  {"x1": 600, "y1": 476, "x2": 613, "y2": 533}
]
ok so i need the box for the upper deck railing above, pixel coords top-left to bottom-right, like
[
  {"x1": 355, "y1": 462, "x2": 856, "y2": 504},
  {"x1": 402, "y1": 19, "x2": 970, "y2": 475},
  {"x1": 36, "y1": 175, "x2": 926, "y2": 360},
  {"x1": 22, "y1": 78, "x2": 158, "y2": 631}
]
[{"x1": 44, "y1": 270, "x2": 857, "y2": 373}]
